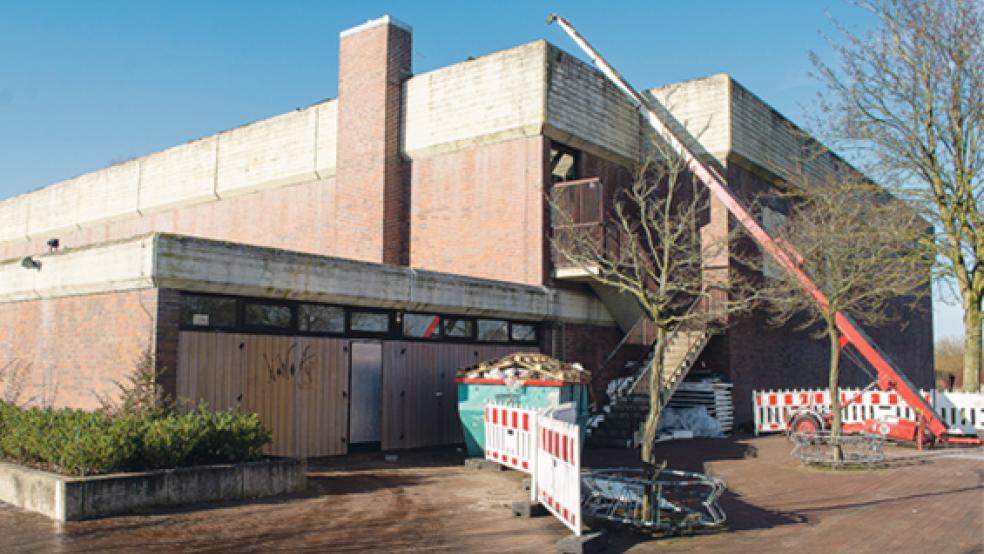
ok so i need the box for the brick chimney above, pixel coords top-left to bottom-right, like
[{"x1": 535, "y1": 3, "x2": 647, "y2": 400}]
[{"x1": 335, "y1": 15, "x2": 412, "y2": 265}]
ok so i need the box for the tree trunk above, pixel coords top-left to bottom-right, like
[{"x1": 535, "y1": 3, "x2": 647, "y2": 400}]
[
  {"x1": 962, "y1": 293, "x2": 981, "y2": 392},
  {"x1": 640, "y1": 326, "x2": 667, "y2": 523},
  {"x1": 828, "y1": 327, "x2": 843, "y2": 462}
]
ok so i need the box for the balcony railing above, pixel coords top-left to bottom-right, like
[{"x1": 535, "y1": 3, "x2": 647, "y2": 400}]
[{"x1": 551, "y1": 177, "x2": 622, "y2": 271}]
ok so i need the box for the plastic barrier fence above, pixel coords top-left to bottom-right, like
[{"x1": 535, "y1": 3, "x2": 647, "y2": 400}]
[
  {"x1": 484, "y1": 402, "x2": 538, "y2": 474},
  {"x1": 535, "y1": 405, "x2": 582, "y2": 537},
  {"x1": 752, "y1": 388, "x2": 984, "y2": 435}
]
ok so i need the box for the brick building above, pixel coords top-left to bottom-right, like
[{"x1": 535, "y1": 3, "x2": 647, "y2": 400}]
[{"x1": 0, "y1": 16, "x2": 933, "y2": 455}]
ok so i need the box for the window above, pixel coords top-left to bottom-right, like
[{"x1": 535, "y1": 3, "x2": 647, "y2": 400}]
[
  {"x1": 760, "y1": 206, "x2": 787, "y2": 279},
  {"x1": 298, "y1": 304, "x2": 344, "y2": 334},
  {"x1": 403, "y1": 313, "x2": 442, "y2": 339},
  {"x1": 511, "y1": 323, "x2": 537, "y2": 342},
  {"x1": 180, "y1": 295, "x2": 236, "y2": 328},
  {"x1": 244, "y1": 302, "x2": 292, "y2": 329},
  {"x1": 443, "y1": 318, "x2": 474, "y2": 339},
  {"x1": 550, "y1": 145, "x2": 579, "y2": 182},
  {"x1": 478, "y1": 319, "x2": 509, "y2": 342},
  {"x1": 350, "y1": 311, "x2": 390, "y2": 333}
]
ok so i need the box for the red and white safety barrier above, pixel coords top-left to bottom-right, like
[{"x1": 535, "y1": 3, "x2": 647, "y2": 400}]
[
  {"x1": 485, "y1": 401, "x2": 538, "y2": 474},
  {"x1": 753, "y1": 388, "x2": 984, "y2": 435},
  {"x1": 483, "y1": 401, "x2": 583, "y2": 536},
  {"x1": 535, "y1": 405, "x2": 582, "y2": 536}
]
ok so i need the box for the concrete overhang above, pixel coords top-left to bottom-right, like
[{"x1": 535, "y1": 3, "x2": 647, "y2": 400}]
[{"x1": 0, "y1": 233, "x2": 615, "y2": 327}]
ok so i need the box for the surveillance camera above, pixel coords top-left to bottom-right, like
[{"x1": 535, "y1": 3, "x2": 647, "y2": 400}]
[
  {"x1": 20, "y1": 257, "x2": 41, "y2": 271},
  {"x1": 46, "y1": 238, "x2": 60, "y2": 250}
]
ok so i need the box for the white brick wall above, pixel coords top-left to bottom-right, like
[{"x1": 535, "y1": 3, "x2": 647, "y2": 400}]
[
  {"x1": 545, "y1": 46, "x2": 640, "y2": 162},
  {"x1": 403, "y1": 42, "x2": 547, "y2": 158}
]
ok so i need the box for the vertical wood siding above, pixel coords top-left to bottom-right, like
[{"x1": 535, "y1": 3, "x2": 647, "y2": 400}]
[
  {"x1": 177, "y1": 332, "x2": 349, "y2": 458},
  {"x1": 178, "y1": 331, "x2": 538, "y2": 455}
]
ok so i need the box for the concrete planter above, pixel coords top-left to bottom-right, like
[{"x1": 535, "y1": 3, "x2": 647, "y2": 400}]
[{"x1": 0, "y1": 457, "x2": 306, "y2": 521}]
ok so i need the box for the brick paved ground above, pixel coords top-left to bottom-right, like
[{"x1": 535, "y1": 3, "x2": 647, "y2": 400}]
[{"x1": 0, "y1": 435, "x2": 980, "y2": 553}]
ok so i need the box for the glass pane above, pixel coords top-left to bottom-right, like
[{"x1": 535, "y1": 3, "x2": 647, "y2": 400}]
[
  {"x1": 444, "y1": 318, "x2": 473, "y2": 338},
  {"x1": 477, "y1": 320, "x2": 509, "y2": 342},
  {"x1": 403, "y1": 313, "x2": 442, "y2": 338},
  {"x1": 244, "y1": 303, "x2": 292, "y2": 329},
  {"x1": 180, "y1": 295, "x2": 236, "y2": 328},
  {"x1": 298, "y1": 305, "x2": 344, "y2": 333},
  {"x1": 511, "y1": 323, "x2": 537, "y2": 342},
  {"x1": 351, "y1": 311, "x2": 390, "y2": 333}
]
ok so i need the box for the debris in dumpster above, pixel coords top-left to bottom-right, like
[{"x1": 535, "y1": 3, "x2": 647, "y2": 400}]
[{"x1": 457, "y1": 353, "x2": 591, "y2": 383}]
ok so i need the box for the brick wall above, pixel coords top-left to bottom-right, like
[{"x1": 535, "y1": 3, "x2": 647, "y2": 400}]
[
  {"x1": 0, "y1": 289, "x2": 157, "y2": 410},
  {"x1": 410, "y1": 135, "x2": 547, "y2": 285},
  {"x1": 720, "y1": 162, "x2": 935, "y2": 426},
  {"x1": 0, "y1": 177, "x2": 341, "y2": 262},
  {"x1": 555, "y1": 322, "x2": 623, "y2": 406},
  {"x1": 336, "y1": 18, "x2": 411, "y2": 265},
  {"x1": 155, "y1": 288, "x2": 182, "y2": 402}
]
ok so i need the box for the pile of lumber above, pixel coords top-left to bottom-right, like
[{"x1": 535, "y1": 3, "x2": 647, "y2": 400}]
[
  {"x1": 667, "y1": 378, "x2": 734, "y2": 433},
  {"x1": 457, "y1": 352, "x2": 590, "y2": 383}
]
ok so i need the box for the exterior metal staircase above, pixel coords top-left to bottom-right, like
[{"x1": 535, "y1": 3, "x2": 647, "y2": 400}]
[{"x1": 586, "y1": 324, "x2": 714, "y2": 448}]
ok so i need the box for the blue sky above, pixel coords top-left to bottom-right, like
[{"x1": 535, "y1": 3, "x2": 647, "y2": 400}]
[{"x1": 0, "y1": 1, "x2": 961, "y2": 340}]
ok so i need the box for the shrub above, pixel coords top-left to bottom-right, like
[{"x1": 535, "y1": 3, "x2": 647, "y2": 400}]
[{"x1": 0, "y1": 402, "x2": 271, "y2": 476}]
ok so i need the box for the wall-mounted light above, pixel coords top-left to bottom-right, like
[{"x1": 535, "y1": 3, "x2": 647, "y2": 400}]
[
  {"x1": 46, "y1": 238, "x2": 60, "y2": 252},
  {"x1": 20, "y1": 257, "x2": 41, "y2": 271}
]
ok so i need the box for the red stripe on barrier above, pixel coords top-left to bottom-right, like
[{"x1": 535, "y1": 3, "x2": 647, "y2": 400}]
[
  {"x1": 491, "y1": 451, "x2": 498, "y2": 460},
  {"x1": 784, "y1": 394, "x2": 793, "y2": 404},
  {"x1": 769, "y1": 394, "x2": 777, "y2": 406},
  {"x1": 512, "y1": 457, "x2": 517, "y2": 466},
  {"x1": 512, "y1": 411, "x2": 518, "y2": 430},
  {"x1": 492, "y1": 408, "x2": 498, "y2": 425},
  {"x1": 889, "y1": 394, "x2": 898, "y2": 405},
  {"x1": 563, "y1": 507, "x2": 569, "y2": 520},
  {"x1": 871, "y1": 393, "x2": 880, "y2": 404},
  {"x1": 756, "y1": 394, "x2": 761, "y2": 406},
  {"x1": 815, "y1": 393, "x2": 823, "y2": 404},
  {"x1": 799, "y1": 393, "x2": 808, "y2": 404},
  {"x1": 522, "y1": 413, "x2": 529, "y2": 432},
  {"x1": 562, "y1": 435, "x2": 568, "y2": 463},
  {"x1": 522, "y1": 461, "x2": 528, "y2": 470}
]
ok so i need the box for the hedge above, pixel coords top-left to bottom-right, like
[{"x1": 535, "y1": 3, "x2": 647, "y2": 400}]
[{"x1": 0, "y1": 403, "x2": 271, "y2": 476}]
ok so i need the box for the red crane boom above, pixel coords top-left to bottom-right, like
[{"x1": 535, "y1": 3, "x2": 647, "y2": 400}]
[{"x1": 547, "y1": 14, "x2": 975, "y2": 445}]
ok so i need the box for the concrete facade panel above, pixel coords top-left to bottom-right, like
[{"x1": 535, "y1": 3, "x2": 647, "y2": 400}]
[
  {"x1": 0, "y1": 196, "x2": 29, "y2": 243},
  {"x1": 647, "y1": 74, "x2": 731, "y2": 161},
  {"x1": 545, "y1": 46, "x2": 640, "y2": 164},
  {"x1": 75, "y1": 160, "x2": 140, "y2": 227},
  {"x1": 139, "y1": 136, "x2": 217, "y2": 213},
  {"x1": 404, "y1": 42, "x2": 547, "y2": 159},
  {"x1": 26, "y1": 179, "x2": 80, "y2": 239},
  {"x1": 216, "y1": 108, "x2": 318, "y2": 198},
  {"x1": 315, "y1": 100, "x2": 338, "y2": 177}
]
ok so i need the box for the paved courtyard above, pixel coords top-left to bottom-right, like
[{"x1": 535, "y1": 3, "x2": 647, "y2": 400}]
[{"x1": 0, "y1": 435, "x2": 981, "y2": 553}]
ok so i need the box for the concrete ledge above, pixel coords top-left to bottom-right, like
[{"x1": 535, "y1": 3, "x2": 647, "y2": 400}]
[{"x1": 0, "y1": 457, "x2": 306, "y2": 521}]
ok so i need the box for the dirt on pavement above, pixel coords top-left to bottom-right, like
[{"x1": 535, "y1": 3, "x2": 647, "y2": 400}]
[{"x1": 0, "y1": 435, "x2": 981, "y2": 553}]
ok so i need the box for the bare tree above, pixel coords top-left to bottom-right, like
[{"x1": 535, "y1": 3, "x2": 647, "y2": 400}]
[
  {"x1": 813, "y1": 0, "x2": 984, "y2": 391},
  {"x1": 757, "y1": 177, "x2": 929, "y2": 452},
  {"x1": 551, "y1": 144, "x2": 754, "y2": 490}
]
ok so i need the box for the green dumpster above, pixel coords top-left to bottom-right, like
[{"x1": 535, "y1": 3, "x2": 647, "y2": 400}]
[{"x1": 456, "y1": 377, "x2": 590, "y2": 458}]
